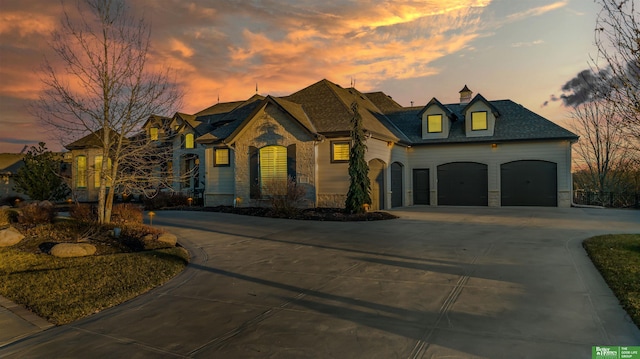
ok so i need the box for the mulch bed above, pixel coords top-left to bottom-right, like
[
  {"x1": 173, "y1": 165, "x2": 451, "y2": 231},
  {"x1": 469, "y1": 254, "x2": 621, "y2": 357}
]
[{"x1": 187, "y1": 206, "x2": 398, "y2": 221}]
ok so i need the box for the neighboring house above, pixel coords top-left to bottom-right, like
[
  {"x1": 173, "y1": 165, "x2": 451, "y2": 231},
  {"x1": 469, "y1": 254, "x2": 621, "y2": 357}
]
[
  {"x1": 65, "y1": 128, "x2": 116, "y2": 202},
  {"x1": 0, "y1": 153, "x2": 26, "y2": 200},
  {"x1": 1, "y1": 152, "x2": 72, "y2": 202},
  {"x1": 184, "y1": 79, "x2": 578, "y2": 208}
]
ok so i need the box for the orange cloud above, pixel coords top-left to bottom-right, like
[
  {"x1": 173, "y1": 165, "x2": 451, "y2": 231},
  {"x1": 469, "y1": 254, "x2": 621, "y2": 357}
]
[{"x1": 0, "y1": 11, "x2": 57, "y2": 37}]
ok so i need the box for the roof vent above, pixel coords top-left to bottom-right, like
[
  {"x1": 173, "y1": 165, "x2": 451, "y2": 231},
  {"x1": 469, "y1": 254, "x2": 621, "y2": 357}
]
[{"x1": 459, "y1": 85, "x2": 472, "y2": 104}]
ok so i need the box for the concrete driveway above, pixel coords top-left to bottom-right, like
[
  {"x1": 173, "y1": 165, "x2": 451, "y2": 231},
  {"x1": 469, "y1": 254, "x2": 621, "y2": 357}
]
[{"x1": 1, "y1": 206, "x2": 639, "y2": 358}]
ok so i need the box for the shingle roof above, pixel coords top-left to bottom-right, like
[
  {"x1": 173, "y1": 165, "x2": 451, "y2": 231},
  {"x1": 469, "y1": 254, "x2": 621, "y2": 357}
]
[
  {"x1": 190, "y1": 79, "x2": 576, "y2": 146},
  {"x1": 197, "y1": 95, "x2": 265, "y2": 144},
  {"x1": 284, "y1": 79, "x2": 405, "y2": 141},
  {"x1": 386, "y1": 100, "x2": 578, "y2": 144},
  {"x1": 65, "y1": 128, "x2": 125, "y2": 150},
  {"x1": 363, "y1": 92, "x2": 403, "y2": 112},
  {"x1": 0, "y1": 153, "x2": 24, "y2": 173}
]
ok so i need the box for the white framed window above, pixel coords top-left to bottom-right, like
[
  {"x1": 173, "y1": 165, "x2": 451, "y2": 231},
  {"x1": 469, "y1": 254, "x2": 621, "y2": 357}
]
[
  {"x1": 94, "y1": 156, "x2": 112, "y2": 188},
  {"x1": 214, "y1": 148, "x2": 230, "y2": 167},
  {"x1": 260, "y1": 145, "x2": 287, "y2": 192},
  {"x1": 185, "y1": 133, "x2": 194, "y2": 149},
  {"x1": 471, "y1": 111, "x2": 488, "y2": 131},
  {"x1": 76, "y1": 155, "x2": 87, "y2": 188},
  {"x1": 427, "y1": 114, "x2": 443, "y2": 133},
  {"x1": 331, "y1": 141, "x2": 350, "y2": 163},
  {"x1": 150, "y1": 127, "x2": 159, "y2": 141}
]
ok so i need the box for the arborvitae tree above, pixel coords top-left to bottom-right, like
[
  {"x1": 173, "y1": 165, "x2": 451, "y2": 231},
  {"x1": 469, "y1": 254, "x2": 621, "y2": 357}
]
[
  {"x1": 13, "y1": 142, "x2": 70, "y2": 201},
  {"x1": 345, "y1": 102, "x2": 371, "y2": 213}
]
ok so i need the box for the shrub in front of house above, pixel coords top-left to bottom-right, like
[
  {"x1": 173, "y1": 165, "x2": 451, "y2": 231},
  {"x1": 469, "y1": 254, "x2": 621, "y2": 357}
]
[
  {"x1": 0, "y1": 207, "x2": 18, "y2": 227},
  {"x1": 111, "y1": 203, "x2": 143, "y2": 224},
  {"x1": 69, "y1": 203, "x2": 97, "y2": 223},
  {"x1": 142, "y1": 192, "x2": 190, "y2": 210},
  {"x1": 263, "y1": 176, "x2": 307, "y2": 217},
  {"x1": 17, "y1": 202, "x2": 57, "y2": 226}
]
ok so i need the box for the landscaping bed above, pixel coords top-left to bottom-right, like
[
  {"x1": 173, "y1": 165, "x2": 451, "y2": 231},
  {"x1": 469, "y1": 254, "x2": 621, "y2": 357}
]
[
  {"x1": 0, "y1": 203, "x2": 189, "y2": 325},
  {"x1": 199, "y1": 206, "x2": 399, "y2": 221},
  {"x1": 583, "y1": 233, "x2": 640, "y2": 328}
]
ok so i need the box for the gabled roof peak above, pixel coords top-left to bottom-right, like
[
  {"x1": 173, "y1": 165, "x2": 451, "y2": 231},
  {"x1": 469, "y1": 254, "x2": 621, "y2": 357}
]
[
  {"x1": 417, "y1": 97, "x2": 457, "y2": 120},
  {"x1": 463, "y1": 93, "x2": 500, "y2": 117}
]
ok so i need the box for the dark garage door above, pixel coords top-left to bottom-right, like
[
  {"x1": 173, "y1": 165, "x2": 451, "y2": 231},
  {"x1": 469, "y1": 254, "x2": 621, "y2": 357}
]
[
  {"x1": 437, "y1": 162, "x2": 488, "y2": 206},
  {"x1": 413, "y1": 169, "x2": 430, "y2": 205},
  {"x1": 501, "y1": 160, "x2": 557, "y2": 206}
]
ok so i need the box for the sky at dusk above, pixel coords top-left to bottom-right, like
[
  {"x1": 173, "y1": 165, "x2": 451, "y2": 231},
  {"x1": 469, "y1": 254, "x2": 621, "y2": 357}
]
[{"x1": 0, "y1": 0, "x2": 601, "y2": 153}]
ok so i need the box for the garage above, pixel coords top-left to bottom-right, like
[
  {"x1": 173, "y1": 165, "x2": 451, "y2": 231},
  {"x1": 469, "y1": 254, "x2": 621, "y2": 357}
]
[
  {"x1": 437, "y1": 162, "x2": 488, "y2": 206},
  {"x1": 501, "y1": 160, "x2": 557, "y2": 206}
]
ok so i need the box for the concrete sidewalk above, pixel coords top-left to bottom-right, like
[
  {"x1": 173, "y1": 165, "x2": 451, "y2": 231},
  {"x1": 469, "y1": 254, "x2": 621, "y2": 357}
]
[
  {"x1": 0, "y1": 295, "x2": 53, "y2": 347},
  {"x1": 1, "y1": 206, "x2": 639, "y2": 358}
]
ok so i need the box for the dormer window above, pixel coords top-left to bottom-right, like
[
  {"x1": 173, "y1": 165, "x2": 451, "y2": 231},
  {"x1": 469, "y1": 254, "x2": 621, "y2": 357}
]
[
  {"x1": 471, "y1": 111, "x2": 488, "y2": 131},
  {"x1": 427, "y1": 114, "x2": 443, "y2": 133},
  {"x1": 150, "y1": 127, "x2": 158, "y2": 141}
]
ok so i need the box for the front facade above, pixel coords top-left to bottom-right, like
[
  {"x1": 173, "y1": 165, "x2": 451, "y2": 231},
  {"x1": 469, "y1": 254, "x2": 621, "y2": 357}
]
[
  {"x1": 188, "y1": 79, "x2": 577, "y2": 208},
  {"x1": 64, "y1": 79, "x2": 578, "y2": 208}
]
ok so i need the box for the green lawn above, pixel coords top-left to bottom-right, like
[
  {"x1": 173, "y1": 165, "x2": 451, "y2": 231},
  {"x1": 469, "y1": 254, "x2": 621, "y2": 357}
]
[
  {"x1": 583, "y1": 234, "x2": 640, "y2": 328},
  {"x1": 0, "y1": 247, "x2": 188, "y2": 325}
]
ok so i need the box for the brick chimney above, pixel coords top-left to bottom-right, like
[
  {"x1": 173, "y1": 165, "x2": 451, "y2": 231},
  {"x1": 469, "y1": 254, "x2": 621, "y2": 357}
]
[{"x1": 459, "y1": 85, "x2": 472, "y2": 104}]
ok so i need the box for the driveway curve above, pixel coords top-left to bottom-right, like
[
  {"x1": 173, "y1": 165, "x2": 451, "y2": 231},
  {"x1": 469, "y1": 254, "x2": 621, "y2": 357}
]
[{"x1": 1, "y1": 207, "x2": 639, "y2": 358}]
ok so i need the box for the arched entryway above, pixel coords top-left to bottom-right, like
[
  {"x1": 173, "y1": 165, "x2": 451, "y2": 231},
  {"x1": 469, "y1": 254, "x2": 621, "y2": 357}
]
[
  {"x1": 368, "y1": 159, "x2": 385, "y2": 210},
  {"x1": 390, "y1": 162, "x2": 403, "y2": 208}
]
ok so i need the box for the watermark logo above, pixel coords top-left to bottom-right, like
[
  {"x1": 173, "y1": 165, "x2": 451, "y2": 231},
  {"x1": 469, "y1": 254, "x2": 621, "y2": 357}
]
[{"x1": 593, "y1": 346, "x2": 640, "y2": 359}]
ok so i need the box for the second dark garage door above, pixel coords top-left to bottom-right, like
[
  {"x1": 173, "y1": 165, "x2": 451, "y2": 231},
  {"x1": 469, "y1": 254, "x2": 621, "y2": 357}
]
[
  {"x1": 501, "y1": 160, "x2": 557, "y2": 206},
  {"x1": 437, "y1": 162, "x2": 488, "y2": 206}
]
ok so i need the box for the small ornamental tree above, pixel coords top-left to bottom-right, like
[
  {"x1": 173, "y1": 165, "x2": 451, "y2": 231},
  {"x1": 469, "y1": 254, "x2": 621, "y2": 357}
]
[
  {"x1": 13, "y1": 142, "x2": 70, "y2": 201},
  {"x1": 345, "y1": 102, "x2": 371, "y2": 213}
]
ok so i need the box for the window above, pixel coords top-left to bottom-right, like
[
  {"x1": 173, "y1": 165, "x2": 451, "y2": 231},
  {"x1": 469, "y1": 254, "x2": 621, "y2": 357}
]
[
  {"x1": 94, "y1": 156, "x2": 112, "y2": 188},
  {"x1": 76, "y1": 155, "x2": 87, "y2": 188},
  {"x1": 259, "y1": 146, "x2": 287, "y2": 192},
  {"x1": 331, "y1": 141, "x2": 350, "y2": 162},
  {"x1": 427, "y1": 114, "x2": 443, "y2": 133},
  {"x1": 150, "y1": 127, "x2": 159, "y2": 141},
  {"x1": 471, "y1": 111, "x2": 488, "y2": 130},
  {"x1": 214, "y1": 148, "x2": 230, "y2": 167},
  {"x1": 185, "y1": 133, "x2": 194, "y2": 149}
]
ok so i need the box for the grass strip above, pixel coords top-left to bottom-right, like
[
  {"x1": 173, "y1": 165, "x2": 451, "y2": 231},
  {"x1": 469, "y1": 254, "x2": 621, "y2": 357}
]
[
  {"x1": 583, "y1": 233, "x2": 640, "y2": 328},
  {"x1": 0, "y1": 247, "x2": 188, "y2": 325}
]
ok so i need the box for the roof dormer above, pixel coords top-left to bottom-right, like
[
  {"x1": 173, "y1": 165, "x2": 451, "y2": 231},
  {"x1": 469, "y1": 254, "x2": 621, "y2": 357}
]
[
  {"x1": 418, "y1": 97, "x2": 457, "y2": 139},
  {"x1": 462, "y1": 94, "x2": 500, "y2": 137}
]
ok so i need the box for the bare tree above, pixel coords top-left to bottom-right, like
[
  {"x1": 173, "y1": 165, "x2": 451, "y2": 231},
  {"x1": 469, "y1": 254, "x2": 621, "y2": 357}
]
[
  {"x1": 592, "y1": 0, "x2": 640, "y2": 144},
  {"x1": 35, "y1": 0, "x2": 182, "y2": 223},
  {"x1": 571, "y1": 96, "x2": 635, "y2": 198}
]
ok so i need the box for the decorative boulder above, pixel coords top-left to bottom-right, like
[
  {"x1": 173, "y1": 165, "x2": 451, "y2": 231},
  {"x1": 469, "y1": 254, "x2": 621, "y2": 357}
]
[
  {"x1": 0, "y1": 227, "x2": 24, "y2": 247},
  {"x1": 157, "y1": 232, "x2": 177, "y2": 246},
  {"x1": 50, "y1": 243, "x2": 97, "y2": 258}
]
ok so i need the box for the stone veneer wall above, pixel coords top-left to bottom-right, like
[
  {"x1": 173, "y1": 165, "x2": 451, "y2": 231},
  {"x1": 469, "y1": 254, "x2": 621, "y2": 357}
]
[
  {"x1": 317, "y1": 194, "x2": 347, "y2": 208},
  {"x1": 232, "y1": 105, "x2": 316, "y2": 207}
]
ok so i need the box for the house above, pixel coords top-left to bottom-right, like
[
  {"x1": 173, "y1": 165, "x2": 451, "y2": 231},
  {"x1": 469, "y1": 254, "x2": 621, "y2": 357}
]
[
  {"x1": 65, "y1": 79, "x2": 578, "y2": 208},
  {"x1": 64, "y1": 128, "x2": 116, "y2": 202},
  {"x1": 180, "y1": 79, "x2": 578, "y2": 208},
  {"x1": 0, "y1": 153, "x2": 26, "y2": 200}
]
